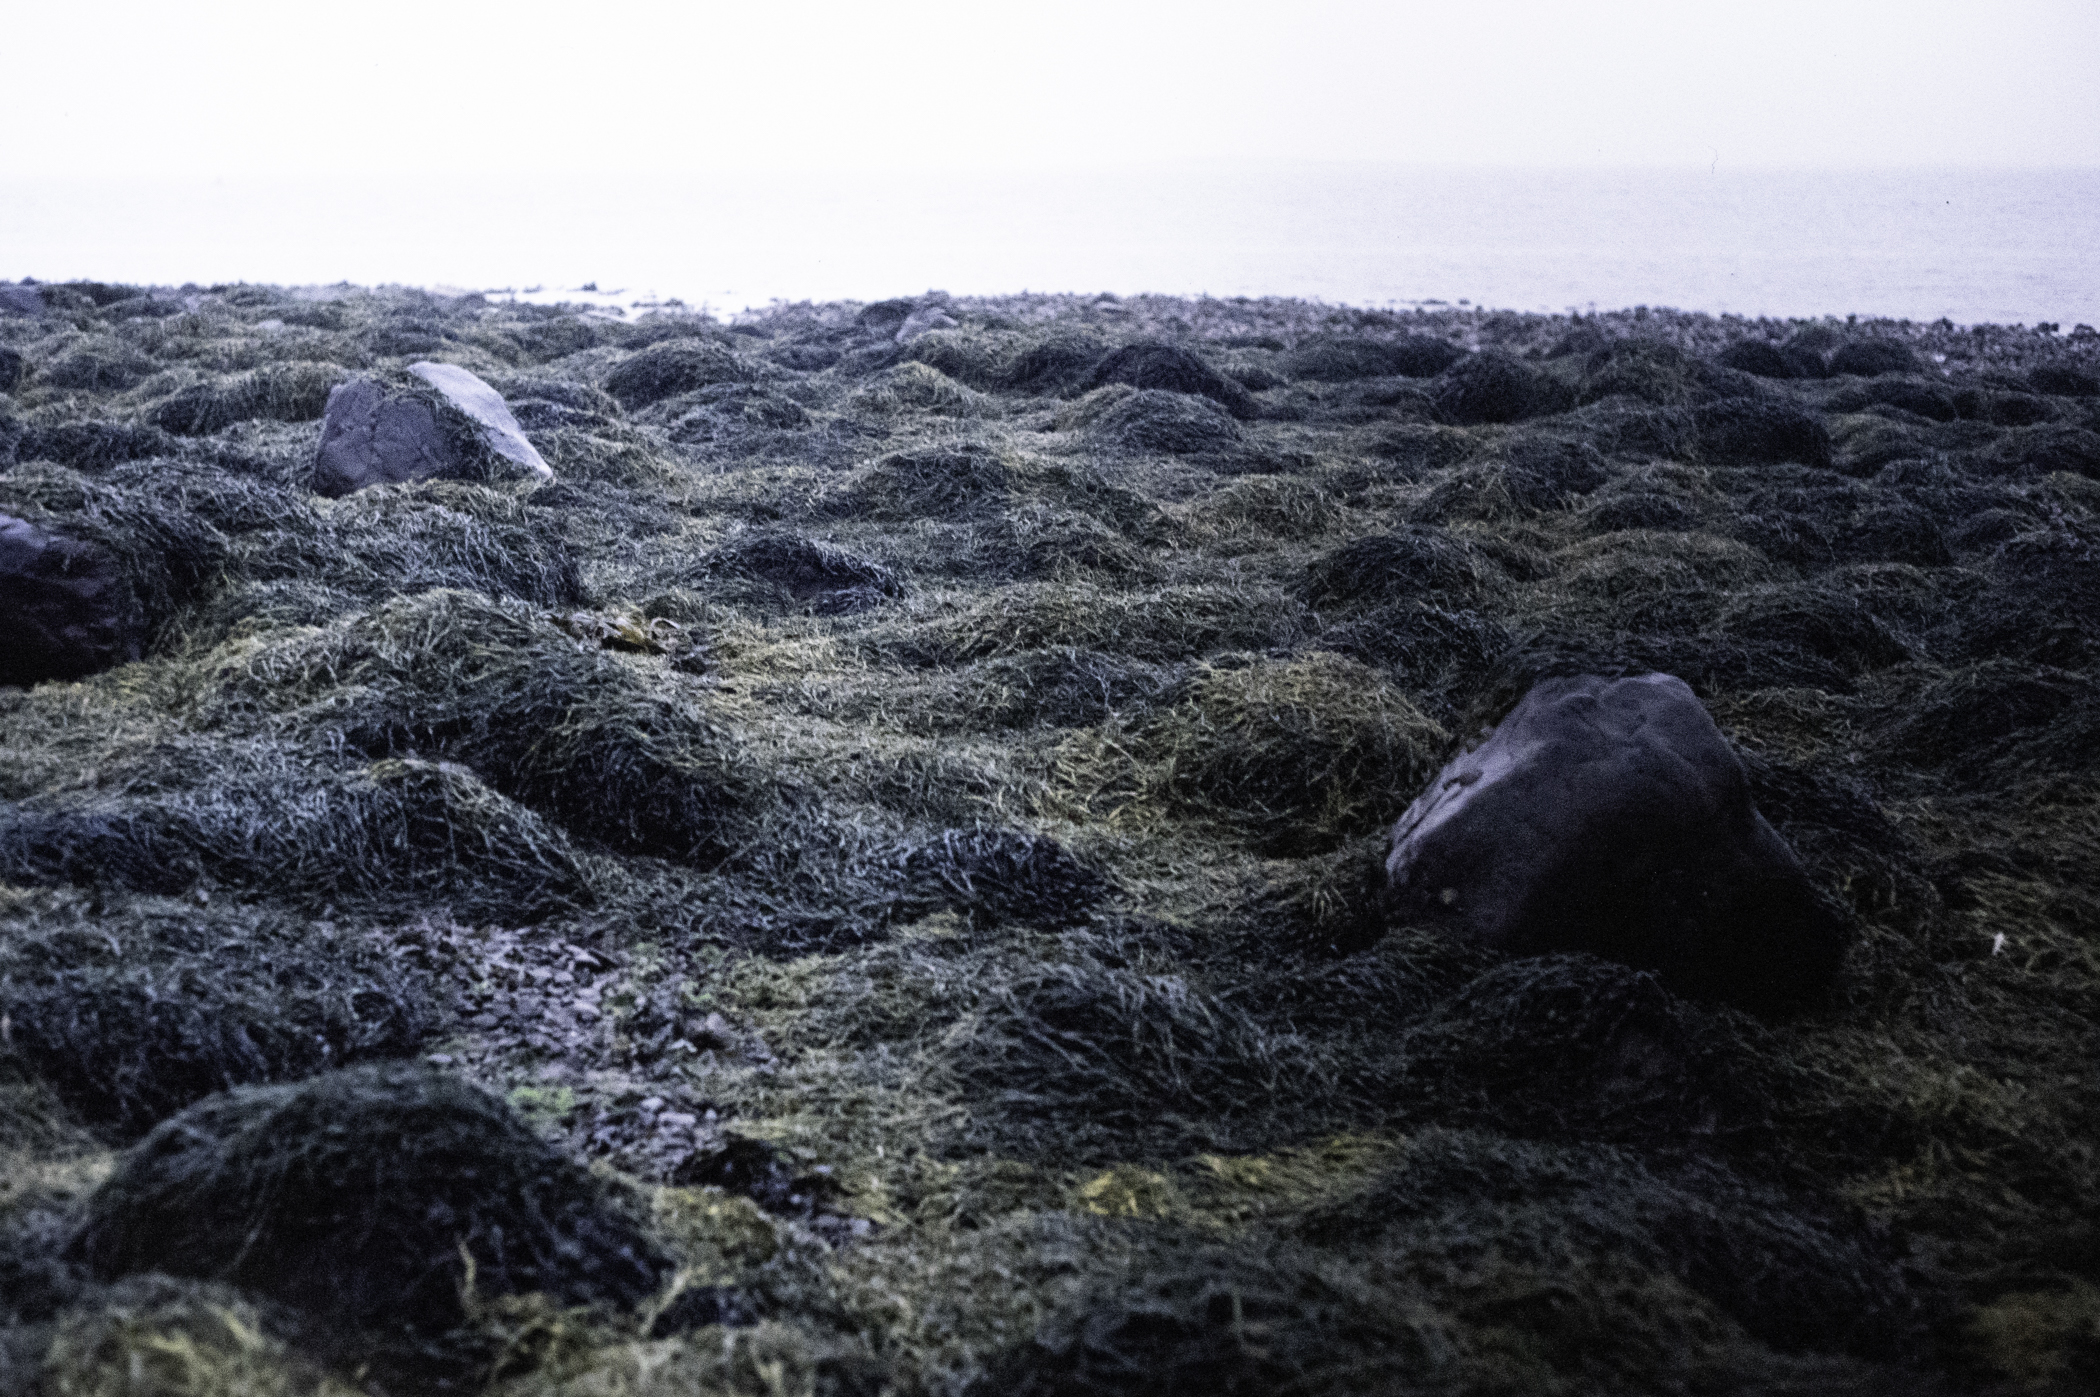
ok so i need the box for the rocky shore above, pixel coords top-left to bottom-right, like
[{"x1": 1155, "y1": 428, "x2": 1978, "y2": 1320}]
[{"x1": 2, "y1": 279, "x2": 2096, "y2": 1395}]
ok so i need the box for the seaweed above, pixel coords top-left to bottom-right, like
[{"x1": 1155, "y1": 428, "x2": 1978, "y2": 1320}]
[
  {"x1": 603, "y1": 338, "x2": 759, "y2": 410},
  {"x1": 4, "y1": 286, "x2": 2096, "y2": 1397},
  {"x1": 0, "y1": 753, "x2": 599, "y2": 918},
  {"x1": 1283, "y1": 334, "x2": 1462, "y2": 383},
  {"x1": 1297, "y1": 528, "x2": 1506, "y2": 607},
  {"x1": 1052, "y1": 653, "x2": 1448, "y2": 854},
  {"x1": 147, "y1": 362, "x2": 347, "y2": 436},
  {"x1": 928, "y1": 954, "x2": 1309, "y2": 1161},
  {"x1": 1696, "y1": 397, "x2": 1836, "y2": 469},
  {"x1": 10, "y1": 421, "x2": 177, "y2": 471},
  {"x1": 37, "y1": 340, "x2": 158, "y2": 393},
  {"x1": 0, "y1": 887, "x2": 428, "y2": 1137},
  {"x1": 1081, "y1": 343, "x2": 1254, "y2": 419},
  {"x1": 1829, "y1": 341, "x2": 1921, "y2": 378},
  {"x1": 895, "y1": 827, "x2": 1112, "y2": 929},
  {"x1": 72, "y1": 1065, "x2": 673, "y2": 1375},
  {"x1": 997, "y1": 327, "x2": 1112, "y2": 396},
  {"x1": 1077, "y1": 387, "x2": 1244, "y2": 455},
  {"x1": 1430, "y1": 351, "x2": 1563, "y2": 425},
  {"x1": 214, "y1": 590, "x2": 763, "y2": 862}
]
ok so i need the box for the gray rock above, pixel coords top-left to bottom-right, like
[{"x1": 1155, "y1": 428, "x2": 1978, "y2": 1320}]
[
  {"x1": 407, "y1": 362, "x2": 549, "y2": 478},
  {"x1": 0, "y1": 512, "x2": 145, "y2": 685},
  {"x1": 895, "y1": 302, "x2": 959, "y2": 343},
  {"x1": 312, "y1": 364, "x2": 551, "y2": 497},
  {"x1": 1384, "y1": 673, "x2": 1845, "y2": 1012}
]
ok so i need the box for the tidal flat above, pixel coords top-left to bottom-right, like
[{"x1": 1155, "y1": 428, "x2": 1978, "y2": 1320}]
[{"x1": 1, "y1": 281, "x2": 2096, "y2": 1395}]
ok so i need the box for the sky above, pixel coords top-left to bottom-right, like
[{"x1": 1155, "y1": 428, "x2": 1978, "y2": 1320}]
[{"x1": 5, "y1": 0, "x2": 2098, "y2": 176}]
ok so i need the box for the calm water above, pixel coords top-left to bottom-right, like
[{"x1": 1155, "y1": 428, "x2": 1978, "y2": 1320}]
[{"x1": 3, "y1": 166, "x2": 2093, "y2": 325}]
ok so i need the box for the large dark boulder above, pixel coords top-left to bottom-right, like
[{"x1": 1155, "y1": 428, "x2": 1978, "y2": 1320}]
[
  {"x1": 0, "y1": 512, "x2": 145, "y2": 685},
  {"x1": 312, "y1": 363, "x2": 552, "y2": 497},
  {"x1": 1383, "y1": 673, "x2": 1847, "y2": 1013},
  {"x1": 1431, "y1": 351, "x2": 1559, "y2": 425},
  {"x1": 1081, "y1": 342, "x2": 1254, "y2": 418}
]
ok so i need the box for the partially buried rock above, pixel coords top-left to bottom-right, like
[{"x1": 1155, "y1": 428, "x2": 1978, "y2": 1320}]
[
  {"x1": 0, "y1": 512, "x2": 145, "y2": 686},
  {"x1": 1384, "y1": 673, "x2": 1846, "y2": 1013},
  {"x1": 895, "y1": 297, "x2": 960, "y2": 343},
  {"x1": 311, "y1": 362, "x2": 553, "y2": 497}
]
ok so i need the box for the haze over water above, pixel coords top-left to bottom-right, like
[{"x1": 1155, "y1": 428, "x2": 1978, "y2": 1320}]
[{"x1": 4, "y1": 165, "x2": 2093, "y2": 326}]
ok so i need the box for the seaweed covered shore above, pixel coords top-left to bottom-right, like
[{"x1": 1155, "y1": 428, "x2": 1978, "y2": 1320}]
[{"x1": 2, "y1": 280, "x2": 2097, "y2": 1395}]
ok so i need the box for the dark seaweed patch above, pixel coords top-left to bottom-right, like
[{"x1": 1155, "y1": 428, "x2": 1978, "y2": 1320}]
[{"x1": 72, "y1": 1065, "x2": 672, "y2": 1377}]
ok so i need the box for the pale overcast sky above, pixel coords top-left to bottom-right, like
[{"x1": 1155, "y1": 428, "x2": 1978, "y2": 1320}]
[{"x1": 6, "y1": 0, "x2": 2097, "y2": 177}]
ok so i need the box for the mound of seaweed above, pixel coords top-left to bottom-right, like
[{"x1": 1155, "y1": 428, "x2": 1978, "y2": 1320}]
[
  {"x1": 4, "y1": 283, "x2": 2098, "y2": 1397},
  {"x1": 71, "y1": 1065, "x2": 671, "y2": 1372},
  {"x1": 1081, "y1": 343, "x2": 1254, "y2": 418},
  {"x1": 218, "y1": 589, "x2": 763, "y2": 862},
  {"x1": 0, "y1": 887, "x2": 428, "y2": 1137}
]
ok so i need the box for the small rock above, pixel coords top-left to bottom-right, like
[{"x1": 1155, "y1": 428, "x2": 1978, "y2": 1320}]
[
  {"x1": 0, "y1": 513, "x2": 145, "y2": 686},
  {"x1": 895, "y1": 301, "x2": 959, "y2": 343},
  {"x1": 1384, "y1": 673, "x2": 1847, "y2": 1012},
  {"x1": 311, "y1": 364, "x2": 552, "y2": 497},
  {"x1": 856, "y1": 297, "x2": 919, "y2": 336}
]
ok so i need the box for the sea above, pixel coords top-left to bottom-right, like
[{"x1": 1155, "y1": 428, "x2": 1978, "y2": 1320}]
[{"x1": 3, "y1": 165, "x2": 2093, "y2": 326}]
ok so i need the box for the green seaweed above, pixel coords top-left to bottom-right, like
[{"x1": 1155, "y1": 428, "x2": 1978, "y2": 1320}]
[{"x1": 2, "y1": 285, "x2": 2097, "y2": 1397}]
